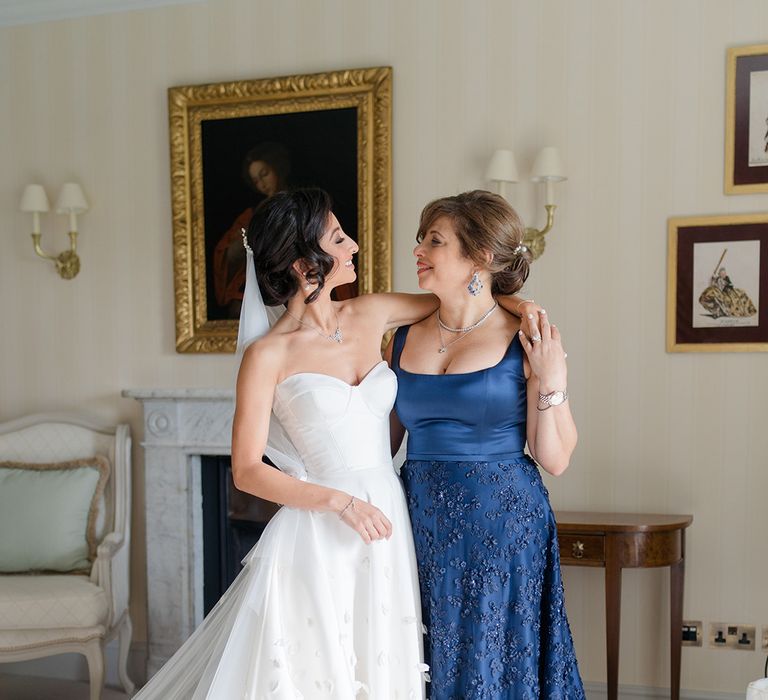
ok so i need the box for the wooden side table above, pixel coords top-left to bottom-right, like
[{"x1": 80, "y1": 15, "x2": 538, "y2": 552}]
[{"x1": 555, "y1": 512, "x2": 693, "y2": 700}]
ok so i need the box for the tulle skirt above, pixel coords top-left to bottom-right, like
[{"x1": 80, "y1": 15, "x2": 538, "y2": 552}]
[{"x1": 134, "y1": 466, "x2": 427, "y2": 699}]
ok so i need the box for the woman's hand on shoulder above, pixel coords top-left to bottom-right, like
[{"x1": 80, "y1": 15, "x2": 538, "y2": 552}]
[
  {"x1": 497, "y1": 297, "x2": 546, "y2": 341},
  {"x1": 517, "y1": 309, "x2": 568, "y2": 393}
]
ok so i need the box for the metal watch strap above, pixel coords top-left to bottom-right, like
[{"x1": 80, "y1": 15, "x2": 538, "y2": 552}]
[{"x1": 537, "y1": 388, "x2": 568, "y2": 410}]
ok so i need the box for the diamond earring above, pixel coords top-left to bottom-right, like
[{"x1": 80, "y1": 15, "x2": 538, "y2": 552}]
[{"x1": 467, "y1": 272, "x2": 483, "y2": 296}]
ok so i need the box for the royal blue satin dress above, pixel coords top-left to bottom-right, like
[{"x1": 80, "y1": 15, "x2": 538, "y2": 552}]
[{"x1": 392, "y1": 326, "x2": 584, "y2": 699}]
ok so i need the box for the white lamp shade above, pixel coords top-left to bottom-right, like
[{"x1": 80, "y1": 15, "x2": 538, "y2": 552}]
[
  {"x1": 531, "y1": 146, "x2": 567, "y2": 182},
  {"x1": 485, "y1": 149, "x2": 519, "y2": 183},
  {"x1": 20, "y1": 184, "x2": 50, "y2": 213},
  {"x1": 55, "y1": 183, "x2": 88, "y2": 214}
]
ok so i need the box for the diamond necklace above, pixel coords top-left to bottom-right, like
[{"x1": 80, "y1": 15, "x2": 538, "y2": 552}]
[
  {"x1": 285, "y1": 308, "x2": 343, "y2": 344},
  {"x1": 436, "y1": 301, "x2": 498, "y2": 354},
  {"x1": 437, "y1": 301, "x2": 498, "y2": 332}
]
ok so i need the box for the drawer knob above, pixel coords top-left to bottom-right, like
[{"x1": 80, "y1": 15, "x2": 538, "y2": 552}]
[{"x1": 572, "y1": 541, "x2": 585, "y2": 559}]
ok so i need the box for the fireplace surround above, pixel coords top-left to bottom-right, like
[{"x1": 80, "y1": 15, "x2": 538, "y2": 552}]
[{"x1": 123, "y1": 388, "x2": 237, "y2": 676}]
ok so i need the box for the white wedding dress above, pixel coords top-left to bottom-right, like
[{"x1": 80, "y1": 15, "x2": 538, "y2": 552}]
[{"x1": 135, "y1": 361, "x2": 427, "y2": 699}]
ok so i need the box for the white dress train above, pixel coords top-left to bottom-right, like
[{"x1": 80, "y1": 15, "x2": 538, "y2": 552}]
[{"x1": 134, "y1": 361, "x2": 427, "y2": 699}]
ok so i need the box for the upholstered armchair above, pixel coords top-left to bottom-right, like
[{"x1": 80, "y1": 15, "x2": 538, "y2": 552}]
[{"x1": 0, "y1": 413, "x2": 134, "y2": 699}]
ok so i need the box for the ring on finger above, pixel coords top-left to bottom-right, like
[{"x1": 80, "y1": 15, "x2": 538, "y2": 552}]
[{"x1": 531, "y1": 335, "x2": 542, "y2": 342}]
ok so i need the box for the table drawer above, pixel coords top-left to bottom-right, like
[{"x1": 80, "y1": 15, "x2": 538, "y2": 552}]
[{"x1": 559, "y1": 533, "x2": 605, "y2": 564}]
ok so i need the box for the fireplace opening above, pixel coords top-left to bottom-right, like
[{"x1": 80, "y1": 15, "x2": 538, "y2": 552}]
[{"x1": 200, "y1": 455, "x2": 280, "y2": 615}]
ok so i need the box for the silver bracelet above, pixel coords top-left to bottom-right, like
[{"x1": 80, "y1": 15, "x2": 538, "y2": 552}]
[
  {"x1": 338, "y1": 496, "x2": 355, "y2": 520},
  {"x1": 516, "y1": 298, "x2": 535, "y2": 314}
]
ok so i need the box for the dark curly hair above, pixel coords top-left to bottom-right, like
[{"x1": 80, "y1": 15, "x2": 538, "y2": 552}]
[
  {"x1": 246, "y1": 188, "x2": 335, "y2": 305},
  {"x1": 416, "y1": 190, "x2": 531, "y2": 295}
]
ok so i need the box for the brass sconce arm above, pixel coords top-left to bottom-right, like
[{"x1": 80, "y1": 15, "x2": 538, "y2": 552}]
[
  {"x1": 31, "y1": 231, "x2": 81, "y2": 279},
  {"x1": 523, "y1": 204, "x2": 557, "y2": 260}
]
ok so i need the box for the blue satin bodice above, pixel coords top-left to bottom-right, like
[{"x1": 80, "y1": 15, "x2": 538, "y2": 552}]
[{"x1": 391, "y1": 325, "x2": 527, "y2": 461}]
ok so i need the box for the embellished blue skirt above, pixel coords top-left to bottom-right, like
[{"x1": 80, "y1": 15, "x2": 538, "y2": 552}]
[{"x1": 401, "y1": 456, "x2": 585, "y2": 700}]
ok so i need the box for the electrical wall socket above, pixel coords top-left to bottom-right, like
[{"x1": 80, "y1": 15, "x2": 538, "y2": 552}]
[
  {"x1": 682, "y1": 620, "x2": 702, "y2": 647},
  {"x1": 735, "y1": 625, "x2": 756, "y2": 650},
  {"x1": 708, "y1": 622, "x2": 755, "y2": 650},
  {"x1": 709, "y1": 622, "x2": 730, "y2": 648},
  {"x1": 761, "y1": 626, "x2": 768, "y2": 651}
]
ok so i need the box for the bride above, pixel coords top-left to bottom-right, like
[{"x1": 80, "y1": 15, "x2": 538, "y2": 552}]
[{"x1": 135, "y1": 188, "x2": 537, "y2": 698}]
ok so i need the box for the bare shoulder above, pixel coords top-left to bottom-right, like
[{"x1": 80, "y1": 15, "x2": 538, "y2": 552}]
[
  {"x1": 497, "y1": 306, "x2": 522, "y2": 333},
  {"x1": 409, "y1": 310, "x2": 434, "y2": 332},
  {"x1": 485, "y1": 308, "x2": 521, "y2": 352},
  {"x1": 238, "y1": 332, "x2": 289, "y2": 382}
]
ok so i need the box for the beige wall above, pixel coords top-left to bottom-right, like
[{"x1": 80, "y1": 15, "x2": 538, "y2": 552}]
[{"x1": 1, "y1": 0, "x2": 767, "y2": 693}]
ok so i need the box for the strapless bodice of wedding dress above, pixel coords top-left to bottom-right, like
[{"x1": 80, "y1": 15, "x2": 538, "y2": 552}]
[{"x1": 272, "y1": 361, "x2": 395, "y2": 479}]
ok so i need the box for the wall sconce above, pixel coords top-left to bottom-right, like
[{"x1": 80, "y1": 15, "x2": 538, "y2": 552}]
[
  {"x1": 20, "y1": 183, "x2": 88, "y2": 279},
  {"x1": 486, "y1": 146, "x2": 567, "y2": 260}
]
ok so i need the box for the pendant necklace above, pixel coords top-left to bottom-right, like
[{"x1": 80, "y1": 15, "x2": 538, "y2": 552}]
[
  {"x1": 285, "y1": 308, "x2": 343, "y2": 344},
  {"x1": 436, "y1": 300, "x2": 498, "y2": 354}
]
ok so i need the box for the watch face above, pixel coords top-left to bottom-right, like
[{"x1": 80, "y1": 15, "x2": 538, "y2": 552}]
[{"x1": 549, "y1": 391, "x2": 566, "y2": 406}]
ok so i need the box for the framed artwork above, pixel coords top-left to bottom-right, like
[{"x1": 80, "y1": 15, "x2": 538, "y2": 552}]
[
  {"x1": 725, "y1": 44, "x2": 768, "y2": 194},
  {"x1": 168, "y1": 67, "x2": 392, "y2": 353},
  {"x1": 667, "y1": 214, "x2": 768, "y2": 352}
]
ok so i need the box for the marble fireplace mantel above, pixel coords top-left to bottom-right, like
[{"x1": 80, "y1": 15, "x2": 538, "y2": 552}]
[{"x1": 122, "y1": 388, "x2": 235, "y2": 676}]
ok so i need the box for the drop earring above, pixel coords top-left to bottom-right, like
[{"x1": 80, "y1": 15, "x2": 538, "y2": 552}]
[{"x1": 467, "y1": 272, "x2": 483, "y2": 296}]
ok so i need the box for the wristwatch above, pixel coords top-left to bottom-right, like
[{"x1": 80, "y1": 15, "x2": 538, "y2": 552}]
[{"x1": 537, "y1": 389, "x2": 568, "y2": 410}]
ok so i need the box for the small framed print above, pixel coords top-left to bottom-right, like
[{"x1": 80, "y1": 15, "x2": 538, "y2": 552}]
[
  {"x1": 725, "y1": 44, "x2": 768, "y2": 193},
  {"x1": 667, "y1": 214, "x2": 768, "y2": 352}
]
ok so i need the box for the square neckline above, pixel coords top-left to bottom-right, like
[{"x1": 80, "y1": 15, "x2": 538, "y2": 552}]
[{"x1": 394, "y1": 325, "x2": 521, "y2": 378}]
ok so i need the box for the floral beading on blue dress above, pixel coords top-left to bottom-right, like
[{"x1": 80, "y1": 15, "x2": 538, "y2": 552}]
[{"x1": 392, "y1": 326, "x2": 584, "y2": 700}]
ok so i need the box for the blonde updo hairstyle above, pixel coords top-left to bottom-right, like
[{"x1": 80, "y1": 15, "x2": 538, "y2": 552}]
[{"x1": 416, "y1": 190, "x2": 531, "y2": 295}]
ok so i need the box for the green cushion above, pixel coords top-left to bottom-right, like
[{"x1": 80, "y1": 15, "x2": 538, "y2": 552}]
[{"x1": 0, "y1": 457, "x2": 109, "y2": 573}]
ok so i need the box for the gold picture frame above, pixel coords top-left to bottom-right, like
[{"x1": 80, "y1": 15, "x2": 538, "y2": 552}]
[
  {"x1": 169, "y1": 67, "x2": 392, "y2": 353},
  {"x1": 667, "y1": 213, "x2": 767, "y2": 352},
  {"x1": 725, "y1": 44, "x2": 768, "y2": 194}
]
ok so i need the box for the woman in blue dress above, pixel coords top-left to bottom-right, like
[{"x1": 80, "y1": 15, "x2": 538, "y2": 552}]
[{"x1": 386, "y1": 190, "x2": 584, "y2": 699}]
